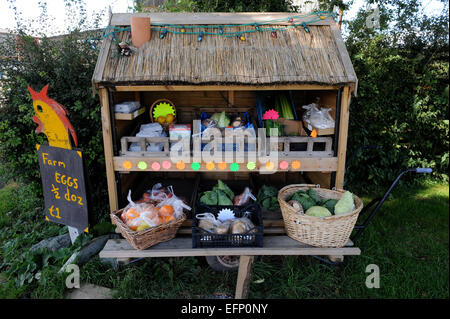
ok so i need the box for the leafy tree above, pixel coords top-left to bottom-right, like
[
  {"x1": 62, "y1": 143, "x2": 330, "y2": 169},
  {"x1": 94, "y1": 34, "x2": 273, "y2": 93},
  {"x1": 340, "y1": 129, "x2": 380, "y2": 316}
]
[
  {"x1": 342, "y1": 0, "x2": 449, "y2": 190},
  {"x1": 133, "y1": 0, "x2": 298, "y2": 12}
]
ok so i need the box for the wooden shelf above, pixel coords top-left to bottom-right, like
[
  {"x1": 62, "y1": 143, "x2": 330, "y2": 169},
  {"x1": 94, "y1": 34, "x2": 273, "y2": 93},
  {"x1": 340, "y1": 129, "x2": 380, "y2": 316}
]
[
  {"x1": 114, "y1": 107, "x2": 146, "y2": 120},
  {"x1": 113, "y1": 156, "x2": 338, "y2": 172}
]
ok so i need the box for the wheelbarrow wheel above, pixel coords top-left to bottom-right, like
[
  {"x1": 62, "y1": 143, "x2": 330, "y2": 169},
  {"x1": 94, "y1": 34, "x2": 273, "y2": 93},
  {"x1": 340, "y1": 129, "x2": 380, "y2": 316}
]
[
  {"x1": 205, "y1": 256, "x2": 259, "y2": 272},
  {"x1": 205, "y1": 256, "x2": 240, "y2": 272}
]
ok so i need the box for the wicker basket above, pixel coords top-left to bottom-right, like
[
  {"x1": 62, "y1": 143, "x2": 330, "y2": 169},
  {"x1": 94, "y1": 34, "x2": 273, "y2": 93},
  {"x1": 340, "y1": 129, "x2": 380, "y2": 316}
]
[
  {"x1": 111, "y1": 209, "x2": 186, "y2": 250},
  {"x1": 278, "y1": 184, "x2": 363, "y2": 248},
  {"x1": 150, "y1": 99, "x2": 177, "y2": 130}
]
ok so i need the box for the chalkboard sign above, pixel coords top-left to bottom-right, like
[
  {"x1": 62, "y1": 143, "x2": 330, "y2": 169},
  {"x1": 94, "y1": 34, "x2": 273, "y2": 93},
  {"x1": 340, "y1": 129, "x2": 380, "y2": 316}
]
[{"x1": 36, "y1": 144, "x2": 88, "y2": 232}]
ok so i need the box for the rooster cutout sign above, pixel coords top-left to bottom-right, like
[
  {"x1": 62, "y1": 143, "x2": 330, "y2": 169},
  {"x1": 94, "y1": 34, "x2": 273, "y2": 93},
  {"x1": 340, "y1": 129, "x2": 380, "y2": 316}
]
[
  {"x1": 29, "y1": 84, "x2": 78, "y2": 149},
  {"x1": 29, "y1": 84, "x2": 88, "y2": 234}
]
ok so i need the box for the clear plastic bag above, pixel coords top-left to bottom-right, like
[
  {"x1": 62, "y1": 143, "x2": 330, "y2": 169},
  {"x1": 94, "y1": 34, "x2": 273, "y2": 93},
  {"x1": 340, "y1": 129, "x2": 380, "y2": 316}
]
[
  {"x1": 302, "y1": 103, "x2": 335, "y2": 129},
  {"x1": 156, "y1": 189, "x2": 191, "y2": 220},
  {"x1": 230, "y1": 211, "x2": 255, "y2": 234},
  {"x1": 147, "y1": 183, "x2": 168, "y2": 202},
  {"x1": 196, "y1": 213, "x2": 221, "y2": 232},
  {"x1": 233, "y1": 187, "x2": 256, "y2": 206}
]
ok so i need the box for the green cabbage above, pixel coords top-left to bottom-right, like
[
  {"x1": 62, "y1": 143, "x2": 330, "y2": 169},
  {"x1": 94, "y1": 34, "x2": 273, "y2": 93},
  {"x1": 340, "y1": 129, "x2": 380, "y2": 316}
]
[
  {"x1": 210, "y1": 111, "x2": 230, "y2": 128},
  {"x1": 321, "y1": 199, "x2": 338, "y2": 214},
  {"x1": 199, "y1": 191, "x2": 218, "y2": 205},
  {"x1": 217, "y1": 189, "x2": 233, "y2": 205},
  {"x1": 307, "y1": 188, "x2": 322, "y2": 203},
  {"x1": 213, "y1": 180, "x2": 234, "y2": 200},
  {"x1": 305, "y1": 206, "x2": 332, "y2": 217},
  {"x1": 334, "y1": 191, "x2": 355, "y2": 215},
  {"x1": 257, "y1": 185, "x2": 280, "y2": 211},
  {"x1": 291, "y1": 192, "x2": 315, "y2": 211}
]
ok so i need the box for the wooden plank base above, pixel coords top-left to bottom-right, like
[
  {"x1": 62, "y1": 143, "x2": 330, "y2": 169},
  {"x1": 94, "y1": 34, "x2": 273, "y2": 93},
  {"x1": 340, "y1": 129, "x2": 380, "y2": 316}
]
[{"x1": 99, "y1": 236, "x2": 361, "y2": 258}]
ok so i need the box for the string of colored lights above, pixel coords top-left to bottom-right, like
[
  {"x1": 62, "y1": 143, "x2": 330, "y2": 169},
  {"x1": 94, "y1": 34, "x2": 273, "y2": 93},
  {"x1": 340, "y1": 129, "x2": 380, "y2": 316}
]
[
  {"x1": 87, "y1": 11, "x2": 337, "y2": 49},
  {"x1": 121, "y1": 160, "x2": 301, "y2": 171}
]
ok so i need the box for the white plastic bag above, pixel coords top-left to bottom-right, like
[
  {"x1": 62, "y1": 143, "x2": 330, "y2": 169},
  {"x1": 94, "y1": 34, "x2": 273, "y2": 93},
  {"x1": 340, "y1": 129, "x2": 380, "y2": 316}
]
[
  {"x1": 233, "y1": 187, "x2": 256, "y2": 206},
  {"x1": 114, "y1": 101, "x2": 140, "y2": 114},
  {"x1": 302, "y1": 103, "x2": 335, "y2": 129},
  {"x1": 196, "y1": 213, "x2": 221, "y2": 232},
  {"x1": 129, "y1": 123, "x2": 167, "y2": 152}
]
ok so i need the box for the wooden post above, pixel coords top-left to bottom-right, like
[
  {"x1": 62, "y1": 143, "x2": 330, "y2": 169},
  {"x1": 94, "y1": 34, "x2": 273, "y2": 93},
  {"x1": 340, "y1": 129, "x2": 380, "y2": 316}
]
[
  {"x1": 228, "y1": 90, "x2": 235, "y2": 106},
  {"x1": 100, "y1": 88, "x2": 119, "y2": 212},
  {"x1": 235, "y1": 255, "x2": 255, "y2": 299},
  {"x1": 335, "y1": 86, "x2": 350, "y2": 189}
]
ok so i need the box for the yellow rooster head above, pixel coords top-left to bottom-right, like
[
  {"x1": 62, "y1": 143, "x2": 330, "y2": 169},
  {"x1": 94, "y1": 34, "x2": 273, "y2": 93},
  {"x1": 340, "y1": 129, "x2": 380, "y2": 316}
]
[{"x1": 28, "y1": 84, "x2": 78, "y2": 148}]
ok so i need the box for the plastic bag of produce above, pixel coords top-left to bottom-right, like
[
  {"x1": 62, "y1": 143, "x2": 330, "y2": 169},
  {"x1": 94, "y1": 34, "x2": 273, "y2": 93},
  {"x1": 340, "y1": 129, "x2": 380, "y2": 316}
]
[
  {"x1": 156, "y1": 190, "x2": 191, "y2": 220},
  {"x1": 146, "y1": 183, "x2": 168, "y2": 202},
  {"x1": 233, "y1": 187, "x2": 256, "y2": 206},
  {"x1": 230, "y1": 212, "x2": 255, "y2": 234},
  {"x1": 196, "y1": 213, "x2": 221, "y2": 232},
  {"x1": 210, "y1": 111, "x2": 230, "y2": 128},
  {"x1": 302, "y1": 103, "x2": 334, "y2": 129},
  {"x1": 114, "y1": 101, "x2": 140, "y2": 114}
]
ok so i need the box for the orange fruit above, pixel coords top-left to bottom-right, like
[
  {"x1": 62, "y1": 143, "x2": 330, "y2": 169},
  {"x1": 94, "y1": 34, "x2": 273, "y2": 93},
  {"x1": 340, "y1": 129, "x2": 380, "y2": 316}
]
[
  {"x1": 128, "y1": 225, "x2": 138, "y2": 231},
  {"x1": 124, "y1": 207, "x2": 140, "y2": 220},
  {"x1": 157, "y1": 116, "x2": 166, "y2": 124},
  {"x1": 164, "y1": 215, "x2": 175, "y2": 223},
  {"x1": 165, "y1": 114, "x2": 175, "y2": 123},
  {"x1": 155, "y1": 215, "x2": 163, "y2": 225},
  {"x1": 159, "y1": 205, "x2": 174, "y2": 216}
]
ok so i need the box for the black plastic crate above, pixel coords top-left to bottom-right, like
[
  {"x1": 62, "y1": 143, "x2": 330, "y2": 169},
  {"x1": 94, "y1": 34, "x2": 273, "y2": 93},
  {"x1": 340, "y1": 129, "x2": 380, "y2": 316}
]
[{"x1": 192, "y1": 203, "x2": 264, "y2": 248}]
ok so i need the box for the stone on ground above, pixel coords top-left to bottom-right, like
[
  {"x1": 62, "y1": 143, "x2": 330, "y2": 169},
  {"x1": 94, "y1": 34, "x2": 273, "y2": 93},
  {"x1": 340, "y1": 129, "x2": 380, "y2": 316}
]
[
  {"x1": 65, "y1": 283, "x2": 113, "y2": 299},
  {"x1": 30, "y1": 233, "x2": 71, "y2": 252}
]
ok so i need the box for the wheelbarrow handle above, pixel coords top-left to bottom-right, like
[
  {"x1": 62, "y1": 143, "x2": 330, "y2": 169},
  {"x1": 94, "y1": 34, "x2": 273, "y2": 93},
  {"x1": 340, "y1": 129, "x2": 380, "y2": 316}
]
[
  {"x1": 351, "y1": 167, "x2": 433, "y2": 243},
  {"x1": 415, "y1": 168, "x2": 433, "y2": 174}
]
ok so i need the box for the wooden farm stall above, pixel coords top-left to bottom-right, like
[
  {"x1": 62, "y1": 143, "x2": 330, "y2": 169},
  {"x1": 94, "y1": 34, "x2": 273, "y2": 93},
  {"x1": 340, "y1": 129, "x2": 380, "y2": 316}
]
[{"x1": 93, "y1": 12, "x2": 360, "y2": 298}]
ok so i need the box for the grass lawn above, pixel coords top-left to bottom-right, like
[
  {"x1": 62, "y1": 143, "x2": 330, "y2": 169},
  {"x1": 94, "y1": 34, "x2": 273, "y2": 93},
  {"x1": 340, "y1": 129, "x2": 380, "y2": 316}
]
[{"x1": 0, "y1": 180, "x2": 448, "y2": 299}]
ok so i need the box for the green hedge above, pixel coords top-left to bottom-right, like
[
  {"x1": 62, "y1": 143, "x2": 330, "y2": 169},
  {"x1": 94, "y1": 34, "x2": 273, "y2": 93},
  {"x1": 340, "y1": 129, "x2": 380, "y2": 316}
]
[
  {"x1": 0, "y1": 31, "x2": 108, "y2": 223},
  {"x1": 344, "y1": 35, "x2": 449, "y2": 192}
]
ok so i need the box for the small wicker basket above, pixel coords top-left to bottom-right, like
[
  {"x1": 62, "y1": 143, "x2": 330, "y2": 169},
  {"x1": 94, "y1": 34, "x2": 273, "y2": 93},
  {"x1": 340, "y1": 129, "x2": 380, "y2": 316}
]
[
  {"x1": 150, "y1": 99, "x2": 177, "y2": 130},
  {"x1": 278, "y1": 184, "x2": 363, "y2": 248},
  {"x1": 111, "y1": 209, "x2": 186, "y2": 250}
]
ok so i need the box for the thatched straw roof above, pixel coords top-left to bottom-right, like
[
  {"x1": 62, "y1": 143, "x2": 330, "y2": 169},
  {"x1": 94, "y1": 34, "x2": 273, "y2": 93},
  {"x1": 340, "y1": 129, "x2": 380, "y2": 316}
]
[{"x1": 93, "y1": 13, "x2": 357, "y2": 90}]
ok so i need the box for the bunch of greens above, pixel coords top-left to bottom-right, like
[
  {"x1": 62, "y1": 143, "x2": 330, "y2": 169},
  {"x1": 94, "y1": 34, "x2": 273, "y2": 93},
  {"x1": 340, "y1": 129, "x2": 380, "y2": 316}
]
[
  {"x1": 199, "y1": 180, "x2": 234, "y2": 206},
  {"x1": 265, "y1": 119, "x2": 284, "y2": 137},
  {"x1": 257, "y1": 185, "x2": 280, "y2": 211},
  {"x1": 290, "y1": 188, "x2": 338, "y2": 214}
]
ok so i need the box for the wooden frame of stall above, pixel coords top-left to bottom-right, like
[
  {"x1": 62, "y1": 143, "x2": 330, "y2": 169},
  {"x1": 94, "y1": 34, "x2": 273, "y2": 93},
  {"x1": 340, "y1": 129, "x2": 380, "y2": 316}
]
[{"x1": 93, "y1": 12, "x2": 358, "y2": 299}]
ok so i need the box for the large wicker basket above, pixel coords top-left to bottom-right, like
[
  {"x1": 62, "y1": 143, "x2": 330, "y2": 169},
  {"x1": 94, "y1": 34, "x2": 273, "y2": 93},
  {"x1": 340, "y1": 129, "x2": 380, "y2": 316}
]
[
  {"x1": 278, "y1": 184, "x2": 363, "y2": 248},
  {"x1": 111, "y1": 209, "x2": 186, "y2": 250}
]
